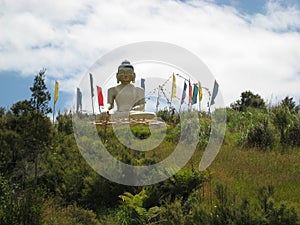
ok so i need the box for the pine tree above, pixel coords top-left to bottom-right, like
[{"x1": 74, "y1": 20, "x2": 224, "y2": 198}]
[
  {"x1": 29, "y1": 69, "x2": 52, "y2": 189},
  {"x1": 30, "y1": 68, "x2": 52, "y2": 114}
]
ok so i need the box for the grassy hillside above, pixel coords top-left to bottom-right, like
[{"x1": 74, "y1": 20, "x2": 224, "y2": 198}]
[
  {"x1": 1, "y1": 92, "x2": 300, "y2": 224},
  {"x1": 207, "y1": 146, "x2": 300, "y2": 213}
]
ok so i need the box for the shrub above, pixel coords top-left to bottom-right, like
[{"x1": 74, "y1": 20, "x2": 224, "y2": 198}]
[
  {"x1": 244, "y1": 119, "x2": 275, "y2": 150},
  {"x1": 286, "y1": 121, "x2": 300, "y2": 146},
  {"x1": 42, "y1": 198, "x2": 101, "y2": 225}
]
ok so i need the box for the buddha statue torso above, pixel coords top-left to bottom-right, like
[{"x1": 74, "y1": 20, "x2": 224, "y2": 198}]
[
  {"x1": 108, "y1": 83, "x2": 145, "y2": 112},
  {"x1": 107, "y1": 60, "x2": 145, "y2": 112}
]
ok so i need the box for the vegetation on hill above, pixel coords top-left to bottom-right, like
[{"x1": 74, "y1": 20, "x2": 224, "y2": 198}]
[{"x1": 0, "y1": 72, "x2": 299, "y2": 224}]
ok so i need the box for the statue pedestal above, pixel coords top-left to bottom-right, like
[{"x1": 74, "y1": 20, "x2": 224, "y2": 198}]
[
  {"x1": 129, "y1": 111, "x2": 156, "y2": 120},
  {"x1": 95, "y1": 111, "x2": 164, "y2": 127}
]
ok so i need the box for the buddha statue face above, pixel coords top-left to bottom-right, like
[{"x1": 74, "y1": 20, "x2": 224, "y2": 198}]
[
  {"x1": 117, "y1": 67, "x2": 135, "y2": 84},
  {"x1": 117, "y1": 60, "x2": 135, "y2": 84}
]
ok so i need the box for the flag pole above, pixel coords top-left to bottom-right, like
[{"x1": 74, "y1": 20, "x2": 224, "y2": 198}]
[
  {"x1": 90, "y1": 73, "x2": 95, "y2": 115},
  {"x1": 170, "y1": 73, "x2": 175, "y2": 106},
  {"x1": 198, "y1": 83, "x2": 201, "y2": 112},
  {"x1": 53, "y1": 102, "x2": 55, "y2": 123},
  {"x1": 156, "y1": 86, "x2": 161, "y2": 113},
  {"x1": 53, "y1": 80, "x2": 59, "y2": 124},
  {"x1": 91, "y1": 96, "x2": 95, "y2": 115}
]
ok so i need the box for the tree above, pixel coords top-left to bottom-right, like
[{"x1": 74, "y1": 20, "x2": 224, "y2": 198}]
[
  {"x1": 231, "y1": 91, "x2": 266, "y2": 111},
  {"x1": 273, "y1": 96, "x2": 300, "y2": 145},
  {"x1": 30, "y1": 68, "x2": 51, "y2": 114},
  {"x1": 0, "y1": 107, "x2": 5, "y2": 117},
  {"x1": 29, "y1": 69, "x2": 53, "y2": 189},
  {"x1": 56, "y1": 110, "x2": 73, "y2": 135},
  {"x1": 10, "y1": 100, "x2": 33, "y2": 115},
  {"x1": 280, "y1": 96, "x2": 299, "y2": 114}
]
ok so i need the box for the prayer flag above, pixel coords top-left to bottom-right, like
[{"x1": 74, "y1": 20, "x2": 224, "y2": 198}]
[
  {"x1": 211, "y1": 80, "x2": 219, "y2": 106},
  {"x1": 189, "y1": 80, "x2": 192, "y2": 104},
  {"x1": 54, "y1": 80, "x2": 59, "y2": 105},
  {"x1": 97, "y1": 86, "x2": 104, "y2": 106},
  {"x1": 181, "y1": 82, "x2": 187, "y2": 105},
  {"x1": 141, "y1": 78, "x2": 145, "y2": 90},
  {"x1": 89, "y1": 73, "x2": 94, "y2": 97},
  {"x1": 171, "y1": 74, "x2": 176, "y2": 98},
  {"x1": 76, "y1": 88, "x2": 82, "y2": 112},
  {"x1": 198, "y1": 81, "x2": 203, "y2": 102},
  {"x1": 192, "y1": 83, "x2": 198, "y2": 105}
]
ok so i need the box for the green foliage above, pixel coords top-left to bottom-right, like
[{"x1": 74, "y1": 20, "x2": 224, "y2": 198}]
[
  {"x1": 272, "y1": 105, "x2": 291, "y2": 144},
  {"x1": 0, "y1": 129, "x2": 21, "y2": 174},
  {"x1": 117, "y1": 190, "x2": 160, "y2": 225},
  {"x1": 226, "y1": 107, "x2": 276, "y2": 149},
  {"x1": 42, "y1": 198, "x2": 101, "y2": 225},
  {"x1": 244, "y1": 118, "x2": 275, "y2": 150},
  {"x1": 286, "y1": 119, "x2": 300, "y2": 146},
  {"x1": 10, "y1": 100, "x2": 33, "y2": 115},
  {"x1": 159, "y1": 198, "x2": 186, "y2": 225},
  {"x1": 281, "y1": 96, "x2": 300, "y2": 114},
  {"x1": 226, "y1": 99, "x2": 300, "y2": 150},
  {"x1": 156, "y1": 108, "x2": 180, "y2": 124},
  {"x1": 270, "y1": 97, "x2": 300, "y2": 147},
  {"x1": 207, "y1": 184, "x2": 298, "y2": 225},
  {"x1": 231, "y1": 90, "x2": 266, "y2": 111},
  {"x1": 0, "y1": 81, "x2": 53, "y2": 223},
  {"x1": 30, "y1": 68, "x2": 52, "y2": 114},
  {"x1": 80, "y1": 171, "x2": 132, "y2": 211},
  {"x1": 116, "y1": 183, "x2": 299, "y2": 225},
  {"x1": 1, "y1": 87, "x2": 300, "y2": 224},
  {"x1": 116, "y1": 170, "x2": 209, "y2": 225},
  {"x1": 41, "y1": 133, "x2": 89, "y2": 204},
  {"x1": 257, "y1": 186, "x2": 299, "y2": 225},
  {"x1": 142, "y1": 169, "x2": 209, "y2": 209},
  {"x1": 198, "y1": 114, "x2": 211, "y2": 148},
  {"x1": 0, "y1": 176, "x2": 44, "y2": 225},
  {"x1": 56, "y1": 110, "x2": 73, "y2": 135},
  {"x1": 0, "y1": 107, "x2": 5, "y2": 117},
  {"x1": 130, "y1": 125, "x2": 151, "y2": 139},
  {"x1": 164, "y1": 169, "x2": 208, "y2": 201}
]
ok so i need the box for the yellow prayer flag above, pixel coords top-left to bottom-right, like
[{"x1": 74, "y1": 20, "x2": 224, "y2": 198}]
[
  {"x1": 54, "y1": 80, "x2": 59, "y2": 105},
  {"x1": 198, "y1": 81, "x2": 202, "y2": 102},
  {"x1": 171, "y1": 74, "x2": 176, "y2": 98}
]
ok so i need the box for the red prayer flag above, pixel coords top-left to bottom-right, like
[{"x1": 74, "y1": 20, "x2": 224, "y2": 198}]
[
  {"x1": 97, "y1": 86, "x2": 104, "y2": 106},
  {"x1": 189, "y1": 80, "x2": 192, "y2": 104}
]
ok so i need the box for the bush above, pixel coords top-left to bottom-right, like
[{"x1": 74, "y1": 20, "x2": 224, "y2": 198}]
[
  {"x1": 257, "y1": 186, "x2": 298, "y2": 225},
  {"x1": 286, "y1": 121, "x2": 300, "y2": 146},
  {"x1": 0, "y1": 181, "x2": 44, "y2": 225},
  {"x1": 42, "y1": 198, "x2": 101, "y2": 225},
  {"x1": 244, "y1": 119, "x2": 275, "y2": 150}
]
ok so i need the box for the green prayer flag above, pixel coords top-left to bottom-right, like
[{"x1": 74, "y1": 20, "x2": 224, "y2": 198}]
[
  {"x1": 89, "y1": 73, "x2": 94, "y2": 97},
  {"x1": 192, "y1": 83, "x2": 198, "y2": 105},
  {"x1": 210, "y1": 80, "x2": 219, "y2": 106}
]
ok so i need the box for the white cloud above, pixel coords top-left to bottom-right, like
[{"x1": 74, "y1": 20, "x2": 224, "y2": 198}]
[
  {"x1": 1, "y1": 0, "x2": 300, "y2": 107},
  {"x1": 249, "y1": 1, "x2": 300, "y2": 31}
]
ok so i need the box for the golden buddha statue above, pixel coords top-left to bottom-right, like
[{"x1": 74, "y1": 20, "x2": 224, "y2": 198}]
[
  {"x1": 107, "y1": 60, "x2": 145, "y2": 112},
  {"x1": 107, "y1": 60, "x2": 155, "y2": 120}
]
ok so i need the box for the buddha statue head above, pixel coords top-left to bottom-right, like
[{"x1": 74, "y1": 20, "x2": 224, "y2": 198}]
[{"x1": 117, "y1": 60, "x2": 135, "y2": 84}]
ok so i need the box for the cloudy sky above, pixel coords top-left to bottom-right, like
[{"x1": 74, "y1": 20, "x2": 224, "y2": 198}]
[{"x1": 1, "y1": 0, "x2": 300, "y2": 113}]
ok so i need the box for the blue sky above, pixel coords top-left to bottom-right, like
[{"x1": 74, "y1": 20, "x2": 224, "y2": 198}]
[
  {"x1": 0, "y1": 70, "x2": 72, "y2": 114},
  {"x1": 1, "y1": 0, "x2": 300, "y2": 115},
  {"x1": 211, "y1": 0, "x2": 300, "y2": 14},
  {"x1": 0, "y1": 71, "x2": 32, "y2": 109}
]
